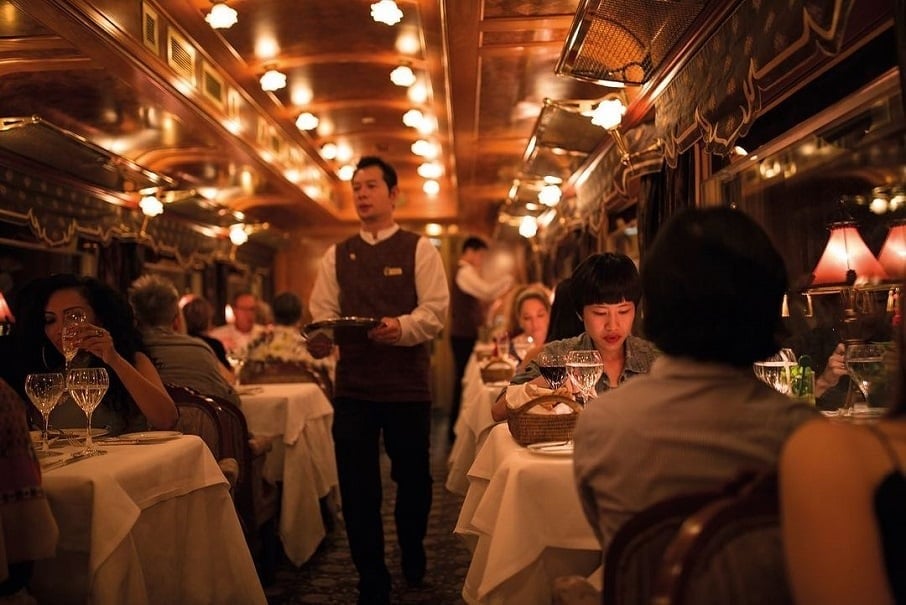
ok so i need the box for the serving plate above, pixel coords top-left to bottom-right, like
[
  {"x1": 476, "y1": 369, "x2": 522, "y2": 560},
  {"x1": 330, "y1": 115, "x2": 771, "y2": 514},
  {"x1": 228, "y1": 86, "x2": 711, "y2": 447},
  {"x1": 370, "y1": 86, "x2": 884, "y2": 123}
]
[
  {"x1": 302, "y1": 316, "x2": 381, "y2": 345},
  {"x1": 117, "y1": 430, "x2": 182, "y2": 443},
  {"x1": 525, "y1": 441, "x2": 574, "y2": 457}
]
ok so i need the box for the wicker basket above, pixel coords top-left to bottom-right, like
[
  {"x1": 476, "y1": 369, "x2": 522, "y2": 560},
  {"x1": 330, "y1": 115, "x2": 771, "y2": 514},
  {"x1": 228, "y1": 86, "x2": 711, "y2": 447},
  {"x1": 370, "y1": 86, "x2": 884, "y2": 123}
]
[
  {"x1": 480, "y1": 357, "x2": 515, "y2": 383},
  {"x1": 506, "y1": 394, "x2": 581, "y2": 446}
]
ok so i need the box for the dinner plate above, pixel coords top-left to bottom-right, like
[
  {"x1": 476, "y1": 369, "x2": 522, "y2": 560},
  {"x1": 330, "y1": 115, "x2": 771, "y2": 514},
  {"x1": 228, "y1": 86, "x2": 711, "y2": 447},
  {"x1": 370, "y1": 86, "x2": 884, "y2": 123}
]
[
  {"x1": 118, "y1": 430, "x2": 183, "y2": 442},
  {"x1": 526, "y1": 441, "x2": 574, "y2": 456},
  {"x1": 59, "y1": 427, "x2": 108, "y2": 440},
  {"x1": 302, "y1": 316, "x2": 381, "y2": 345}
]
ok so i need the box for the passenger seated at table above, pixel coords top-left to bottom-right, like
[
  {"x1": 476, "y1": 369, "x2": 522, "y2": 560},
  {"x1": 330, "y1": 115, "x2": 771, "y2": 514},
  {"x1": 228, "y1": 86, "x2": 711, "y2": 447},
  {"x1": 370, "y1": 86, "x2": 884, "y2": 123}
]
[
  {"x1": 780, "y1": 284, "x2": 906, "y2": 605},
  {"x1": 182, "y1": 295, "x2": 235, "y2": 377},
  {"x1": 572, "y1": 207, "x2": 820, "y2": 556},
  {"x1": 492, "y1": 252, "x2": 657, "y2": 421},
  {"x1": 9, "y1": 274, "x2": 177, "y2": 434},
  {"x1": 129, "y1": 275, "x2": 240, "y2": 407},
  {"x1": 515, "y1": 276, "x2": 587, "y2": 372},
  {"x1": 209, "y1": 290, "x2": 266, "y2": 356},
  {"x1": 242, "y1": 291, "x2": 335, "y2": 391},
  {"x1": 508, "y1": 286, "x2": 551, "y2": 365},
  {"x1": 0, "y1": 377, "x2": 57, "y2": 603}
]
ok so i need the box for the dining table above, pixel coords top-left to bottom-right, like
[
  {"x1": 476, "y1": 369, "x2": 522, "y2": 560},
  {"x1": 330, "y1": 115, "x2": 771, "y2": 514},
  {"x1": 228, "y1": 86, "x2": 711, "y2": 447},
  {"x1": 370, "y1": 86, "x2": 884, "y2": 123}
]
[
  {"x1": 31, "y1": 434, "x2": 266, "y2": 605},
  {"x1": 455, "y1": 423, "x2": 602, "y2": 605},
  {"x1": 237, "y1": 382, "x2": 339, "y2": 566},
  {"x1": 446, "y1": 352, "x2": 505, "y2": 496}
]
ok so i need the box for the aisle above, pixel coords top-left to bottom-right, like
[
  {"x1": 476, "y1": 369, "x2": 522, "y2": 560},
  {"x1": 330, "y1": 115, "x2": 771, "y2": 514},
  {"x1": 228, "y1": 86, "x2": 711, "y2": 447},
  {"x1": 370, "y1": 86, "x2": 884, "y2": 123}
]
[{"x1": 266, "y1": 410, "x2": 471, "y2": 604}]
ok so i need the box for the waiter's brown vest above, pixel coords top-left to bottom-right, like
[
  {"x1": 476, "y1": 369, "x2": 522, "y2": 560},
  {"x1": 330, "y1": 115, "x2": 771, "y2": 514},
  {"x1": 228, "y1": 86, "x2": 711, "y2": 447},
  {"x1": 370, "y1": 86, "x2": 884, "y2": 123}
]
[{"x1": 335, "y1": 230, "x2": 431, "y2": 401}]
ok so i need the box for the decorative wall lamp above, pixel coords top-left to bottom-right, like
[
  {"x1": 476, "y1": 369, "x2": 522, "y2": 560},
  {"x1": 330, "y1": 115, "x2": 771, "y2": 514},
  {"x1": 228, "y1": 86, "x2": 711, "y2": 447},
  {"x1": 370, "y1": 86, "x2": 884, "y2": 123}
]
[
  {"x1": 0, "y1": 291, "x2": 14, "y2": 336},
  {"x1": 878, "y1": 220, "x2": 906, "y2": 279},
  {"x1": 260, "y1": 66, "x2": 287, "y2": 92},
  {"x1": 205, "y1": 2, "x2": 238, "y2": 29},
  {"x1": 229, "y1": 223, "x2": 249, "y2": 246},
  {"x1": 809, "y1": 220, "x2": 887, "y2": 287},
  {"x1": 590, "y1": 96, "x2": 632, "y2": 165},
  {"x1": 371, "y1": 0, "x2": 403, "y2": 26},
  {"x1": 138, "y1": 192, "x2": 164, "y2": 237}
]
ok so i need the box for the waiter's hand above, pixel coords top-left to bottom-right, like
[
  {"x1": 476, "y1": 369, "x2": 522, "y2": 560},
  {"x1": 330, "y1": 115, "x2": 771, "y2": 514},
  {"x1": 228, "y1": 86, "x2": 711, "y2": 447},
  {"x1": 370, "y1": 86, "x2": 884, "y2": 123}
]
[
  {"x1": 369, "y1": 316, "x2": 401, "y2": 344},
  {"x1": 306, "y1": 332, "x2": 334, "y2": 359}
]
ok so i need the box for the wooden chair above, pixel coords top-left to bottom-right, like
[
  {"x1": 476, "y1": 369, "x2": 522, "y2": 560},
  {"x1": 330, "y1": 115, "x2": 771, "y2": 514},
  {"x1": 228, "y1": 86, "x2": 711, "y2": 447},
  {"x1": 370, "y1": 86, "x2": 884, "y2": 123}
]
[
  {"x1": 166, "y1": 384, "x2": 239, "y2": 493},
  {"x1": 601, "y1": 489, "x2": 728, "y2": 605},
  {"x1": 652, "y1": 471, "x2": 791, "y2": 605}
]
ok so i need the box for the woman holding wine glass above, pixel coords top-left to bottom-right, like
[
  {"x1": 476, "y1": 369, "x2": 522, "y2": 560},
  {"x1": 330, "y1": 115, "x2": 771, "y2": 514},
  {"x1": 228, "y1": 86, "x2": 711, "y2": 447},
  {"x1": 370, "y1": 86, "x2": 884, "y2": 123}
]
[
  {"x1": 492, "y1": 252, "x2": 657, "y2": 421},
  {"x1": 9, "y1": 274, "x2": 177, "y2": 435}
]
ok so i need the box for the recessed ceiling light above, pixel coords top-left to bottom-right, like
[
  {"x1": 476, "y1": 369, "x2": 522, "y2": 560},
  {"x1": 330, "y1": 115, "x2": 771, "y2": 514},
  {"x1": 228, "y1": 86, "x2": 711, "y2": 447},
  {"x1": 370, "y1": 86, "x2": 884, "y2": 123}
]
[
  {"x1": 205, "y1": 2, "x2": 238, "y2": 29},
  {"x1": 371, "y1": 0, "x2": 403, "y2": 26}
]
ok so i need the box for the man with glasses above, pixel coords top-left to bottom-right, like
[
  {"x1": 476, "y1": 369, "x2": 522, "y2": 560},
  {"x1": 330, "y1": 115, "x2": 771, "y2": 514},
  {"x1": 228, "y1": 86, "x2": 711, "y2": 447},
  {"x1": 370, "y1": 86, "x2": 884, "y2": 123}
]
[{"x1": 210, "y1": 291, "x2": 265, "y2": 356}]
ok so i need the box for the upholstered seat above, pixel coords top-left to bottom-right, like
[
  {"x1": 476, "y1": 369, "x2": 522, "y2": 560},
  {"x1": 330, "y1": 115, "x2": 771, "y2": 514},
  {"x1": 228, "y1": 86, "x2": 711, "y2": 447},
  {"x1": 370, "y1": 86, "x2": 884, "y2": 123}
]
[{"x1": 652, "y1": 471, "x2": 790, "y2": 605}]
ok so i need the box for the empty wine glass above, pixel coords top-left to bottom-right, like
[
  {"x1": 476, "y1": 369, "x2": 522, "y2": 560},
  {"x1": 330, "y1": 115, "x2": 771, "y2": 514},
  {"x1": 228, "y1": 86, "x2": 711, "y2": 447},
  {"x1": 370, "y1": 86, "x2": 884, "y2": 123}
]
[
  {"x1": 66, "y1": 367, "x2": 109, "y2": 456},
  {"x1": 62, "y1": 308, "x2": 87, "y2": 373},
  {"x1": 753, "y1": 348, "x2": 796, "y2": 395},
  {"x1": 844, "y1": 343, "x2": 889, "y2": 417},
  {"x1": 536, "y1": 349, "x2": 568, "y2": 390},
  {"x1": 566, "y1": 349, "x2": 604, "y2": 405},
  {"x1": 25, "y1": 372, "x2": 65, "y2": 452}
]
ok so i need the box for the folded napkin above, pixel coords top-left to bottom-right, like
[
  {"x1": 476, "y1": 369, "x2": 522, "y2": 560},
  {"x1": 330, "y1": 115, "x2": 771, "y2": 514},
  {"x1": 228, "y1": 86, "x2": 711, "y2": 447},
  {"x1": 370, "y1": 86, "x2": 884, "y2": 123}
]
[{"x1": 505, "y1": 382, "x2": 574, "y2": 415}]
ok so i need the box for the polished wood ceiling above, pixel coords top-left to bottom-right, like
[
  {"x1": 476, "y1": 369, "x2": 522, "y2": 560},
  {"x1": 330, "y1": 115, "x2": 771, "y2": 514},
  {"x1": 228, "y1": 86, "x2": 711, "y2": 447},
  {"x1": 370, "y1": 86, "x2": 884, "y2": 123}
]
[{"x1": 0, "y1": 0, "x2": 615, "y2": 241}]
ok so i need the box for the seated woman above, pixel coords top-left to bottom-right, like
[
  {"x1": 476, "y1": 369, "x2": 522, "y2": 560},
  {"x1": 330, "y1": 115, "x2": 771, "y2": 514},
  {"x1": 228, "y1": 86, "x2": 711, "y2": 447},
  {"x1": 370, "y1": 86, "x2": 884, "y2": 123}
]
[
  {"x1": 781, "y1": 297, "x2": 906, "y2": 605},
  {"x1": 508, "y1": 286, "x2": 551, "y2": 365},
  {"x1": 11, "y1": 274, "x2": 177, "y2": 435},
  {"x1": 492, "y1": 253, "x2": 657, "y2": 421},
  {"x1": 182, "y1": 295, "x2": 235, "y2": 377}
]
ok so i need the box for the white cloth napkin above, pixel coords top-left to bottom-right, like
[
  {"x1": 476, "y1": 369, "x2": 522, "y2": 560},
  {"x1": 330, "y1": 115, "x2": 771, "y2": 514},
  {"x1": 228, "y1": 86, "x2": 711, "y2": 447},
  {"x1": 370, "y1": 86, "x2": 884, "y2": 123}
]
[{"x1": 505, "y1": 383, "x2": 574, "y2": 415}]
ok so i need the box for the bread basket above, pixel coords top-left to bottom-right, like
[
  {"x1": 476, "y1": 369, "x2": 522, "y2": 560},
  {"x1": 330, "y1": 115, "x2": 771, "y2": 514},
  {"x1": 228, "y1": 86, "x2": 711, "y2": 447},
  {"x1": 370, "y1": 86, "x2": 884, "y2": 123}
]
[
  {"x1": 480, "y1": 357, "x2": 515, "y2": 384},
  {"x1": 506, "y1": 394, "x2": 581, "y2": 446}
]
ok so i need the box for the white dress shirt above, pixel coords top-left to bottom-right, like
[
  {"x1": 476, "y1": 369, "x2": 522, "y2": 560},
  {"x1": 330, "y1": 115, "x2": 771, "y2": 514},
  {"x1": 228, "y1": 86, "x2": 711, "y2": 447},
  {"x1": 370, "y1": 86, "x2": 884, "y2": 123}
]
[
  {"x1": 309, "y1": 225, "x2": 449, "y2": 347},
  {"x1": 455, "y1": 259, "x2": 513, "y2": 302}
]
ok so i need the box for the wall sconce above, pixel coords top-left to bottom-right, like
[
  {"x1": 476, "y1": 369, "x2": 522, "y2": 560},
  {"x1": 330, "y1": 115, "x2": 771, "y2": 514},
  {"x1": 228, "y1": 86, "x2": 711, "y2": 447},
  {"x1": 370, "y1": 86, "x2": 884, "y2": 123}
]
[
  {"x1": 205, "y1": 1, "x2": 238, "y2": 29},
  {"x1": 878, "y1": 220, "x2": 906, "y2": 279},
  {"x1": 590, "y1": 96, "x2": 632, "y2": 165},
  {"x1": 229, "y1": 224, "x2": 249, "y2": 246},
  {"x1": 518, "y1": 216, "x2": 538, "y2": 238},
  {"x1": 0, "y1": 291, "x2": 14, "y2": 336},
  {"x1": 260, "y1": 66, "x2": 287, "y2": 92},
  {"x1": 295, "y1": 112, "x2": 319, "y2": 131},
  {"x1": 138, "y1": 192, "x2": 164, "y2": 237},
  {"x1": 538, "y1": 184, "x2": 562, "y2": 207},
  {"x1": 390, "y1": 64, "x2": 416, "y2": 87},
  {"x1": 371, "y1": 0, "x2": 403, "y2": 25}
]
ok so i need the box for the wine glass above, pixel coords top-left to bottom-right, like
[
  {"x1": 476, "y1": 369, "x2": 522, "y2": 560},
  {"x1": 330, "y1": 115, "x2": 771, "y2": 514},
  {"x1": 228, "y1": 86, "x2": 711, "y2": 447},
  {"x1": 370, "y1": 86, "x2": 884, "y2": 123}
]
[
  {"x1": 566, "y1": 350, "x2": 604, "y2": 405},
  {"x1": 66, "y1": 367, "x2": 109, "y2": 456},
  {"x1": 536, "y1": 349, "x2": 568, "y2": 390},
  {"x1": 24, "y1": 372, "x2": 65, "y2": 452},
  {"x1": 752, "y1": 348, "x2": 796, "y2": 395},
  {"x1": 844, "y1": 343, "x2": 889, "y2": 417},
  {"x1": 62, "y1": 308, "x2": 87, "y2": 372},
  {"x1": 512, "y1": 335, "x2": 534, "y2": 363}
]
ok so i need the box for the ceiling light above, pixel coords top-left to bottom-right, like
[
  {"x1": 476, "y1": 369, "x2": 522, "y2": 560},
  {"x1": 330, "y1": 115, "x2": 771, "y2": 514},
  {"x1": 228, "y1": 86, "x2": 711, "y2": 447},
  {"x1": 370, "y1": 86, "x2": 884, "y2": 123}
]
[
  {"x1": 295, "y1": 112, "x2": 319, "y2": 131},
  {"x1": 403, "y1": 109, "x2": 424, "y2": 128},
  {"x1": 337, "y1": 164, "x2": 355, "y2": 181},
  {"x1": 390, "y1": 64, "x2": 416, "y2": 87},
  {"x1": 229, "y1": 224, "x2": 249, "y2": 246},
  {"x1": 320, "y1": 143, "x2": 338, "y2": 160},
  {"x1": 139, "y1": 194, "x2": 164, "y2": 217},
  {"x1": 538, "y1": 184, "x2": 562, "y2": 207},
  {"x1": 416, "y1": 115, "x2": 437, "y2": 135},
  {"x1": 425, "y1": 223, "x2": 443, "y2": 236},
  {"x1": 260, "y1": 67, "x2": 287, "y2": 92},
  {"x1": 407, "y1": 82, "x2": 428, "y2": 104},
  {"x1": 417, "y1": 162, "x2": 443, "y2": 179},
  {"x1": 423, "y1": 180, "x2": 440, "y2": 196},
  {"x1": 205, "y1": 2, "x2": 238, "y2": 29},
  {"x1": 411, "y1": 139, "x2": 438, "y2": 158},
  {"x1": 371, "y1": 0, "x2": 403, "y2": 26}
]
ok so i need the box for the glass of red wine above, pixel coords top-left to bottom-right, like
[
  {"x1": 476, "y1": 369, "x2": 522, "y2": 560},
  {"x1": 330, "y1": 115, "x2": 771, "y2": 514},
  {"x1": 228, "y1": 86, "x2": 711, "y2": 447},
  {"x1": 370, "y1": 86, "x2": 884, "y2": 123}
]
[{"x1": 536, "y1": 349, "x2": 567, "y2": 390}]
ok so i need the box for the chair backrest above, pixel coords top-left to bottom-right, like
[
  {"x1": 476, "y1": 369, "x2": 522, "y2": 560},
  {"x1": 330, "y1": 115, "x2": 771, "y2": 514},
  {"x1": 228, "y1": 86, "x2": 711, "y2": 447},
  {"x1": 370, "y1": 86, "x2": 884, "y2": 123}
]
[
  {"x1": 602, "y1": 490, "x2": 726, "y2": 605},
  {"x1": 167, "y1": 384, "x2": 224, "y2": 460},
  {"x1": 652, "y1": 471, "x2": 791, "y2": 605}
]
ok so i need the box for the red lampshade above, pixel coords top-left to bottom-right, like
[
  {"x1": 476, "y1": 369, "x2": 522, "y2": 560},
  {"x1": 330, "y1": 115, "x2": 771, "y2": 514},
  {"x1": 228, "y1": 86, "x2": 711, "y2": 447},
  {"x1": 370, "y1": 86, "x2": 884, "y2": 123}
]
[
  {"x1": 878, "y1": 221, "x2": 906, "y2": 279},
  {"x1": 810, "y1": 221, "x2": 887, "y2": 286},
  {"x1": 0, "y1": 292, "x2": 14, "y2": 323}
]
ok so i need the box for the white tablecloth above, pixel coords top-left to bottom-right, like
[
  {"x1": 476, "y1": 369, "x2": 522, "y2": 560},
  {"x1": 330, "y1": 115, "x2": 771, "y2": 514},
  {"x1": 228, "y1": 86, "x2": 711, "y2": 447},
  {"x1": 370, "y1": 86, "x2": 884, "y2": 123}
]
[
  {"x1": 455, "y1": 423, "x2": 601, "y2": 604},
  {"x1": 446, "y1": 353, "x2": 504, "y2": 495},
  {"x1": 32, "y1": 435, "x2": 265, "y2": 605},
  {"x1": 239, "y1": 382, "x2": 338, "y2": 565}
]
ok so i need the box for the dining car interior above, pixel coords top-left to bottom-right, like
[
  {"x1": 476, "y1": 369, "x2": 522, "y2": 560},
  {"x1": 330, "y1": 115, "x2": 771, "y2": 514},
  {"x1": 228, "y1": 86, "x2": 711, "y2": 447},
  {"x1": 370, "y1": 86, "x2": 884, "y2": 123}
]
[{"x1": 1, "y1": 0, "x2": 904, "y2": 603}]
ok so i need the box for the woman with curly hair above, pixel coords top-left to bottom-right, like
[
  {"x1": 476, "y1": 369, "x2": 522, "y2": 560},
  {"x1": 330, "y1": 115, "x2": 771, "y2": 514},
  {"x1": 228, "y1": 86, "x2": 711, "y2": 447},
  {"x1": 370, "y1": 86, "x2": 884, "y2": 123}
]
[{"x1": 9, "y1": 274, "x2": 177, "y2": 435}]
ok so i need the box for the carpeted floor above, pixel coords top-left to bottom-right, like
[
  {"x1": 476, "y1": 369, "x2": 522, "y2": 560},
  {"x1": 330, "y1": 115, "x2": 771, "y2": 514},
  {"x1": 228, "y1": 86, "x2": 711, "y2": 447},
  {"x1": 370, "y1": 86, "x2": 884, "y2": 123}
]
[{"x1": 265, "y1": 410, "x2": 472, "y2": 604}]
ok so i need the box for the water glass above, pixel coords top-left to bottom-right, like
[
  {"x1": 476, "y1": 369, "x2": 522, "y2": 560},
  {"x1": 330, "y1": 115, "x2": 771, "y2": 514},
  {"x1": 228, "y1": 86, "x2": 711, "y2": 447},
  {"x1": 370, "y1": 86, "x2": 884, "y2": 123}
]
[
  {"x1": 25, "y1": 372, "x2": 65, "y2": 451},
  {"x1": 66, "y1": 367, "x2": 109, "y2": 456},
  {"x1": 843, "y1": 343, "x2": 889, "y2": 416},
  {"x1": 566, "y1": 350, "x2": 604, "y2": 405},
  {"x1": 753, "y1": 348, "x2": 796, "y2": 395}
]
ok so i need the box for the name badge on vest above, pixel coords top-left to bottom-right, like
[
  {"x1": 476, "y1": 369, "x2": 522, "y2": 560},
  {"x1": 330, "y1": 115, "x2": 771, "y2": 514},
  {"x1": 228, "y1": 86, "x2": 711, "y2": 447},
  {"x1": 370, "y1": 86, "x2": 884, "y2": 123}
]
[{"x1": 383, "y1": 266, "x2": 403, "y2": 276}]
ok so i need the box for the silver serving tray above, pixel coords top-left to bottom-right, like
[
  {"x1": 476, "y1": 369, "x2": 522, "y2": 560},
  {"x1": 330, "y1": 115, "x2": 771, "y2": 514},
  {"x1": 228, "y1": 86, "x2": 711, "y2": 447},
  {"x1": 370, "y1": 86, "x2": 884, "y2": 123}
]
[{"x1": 301, "y1": 316, "x2": 381, "y2": 344}]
